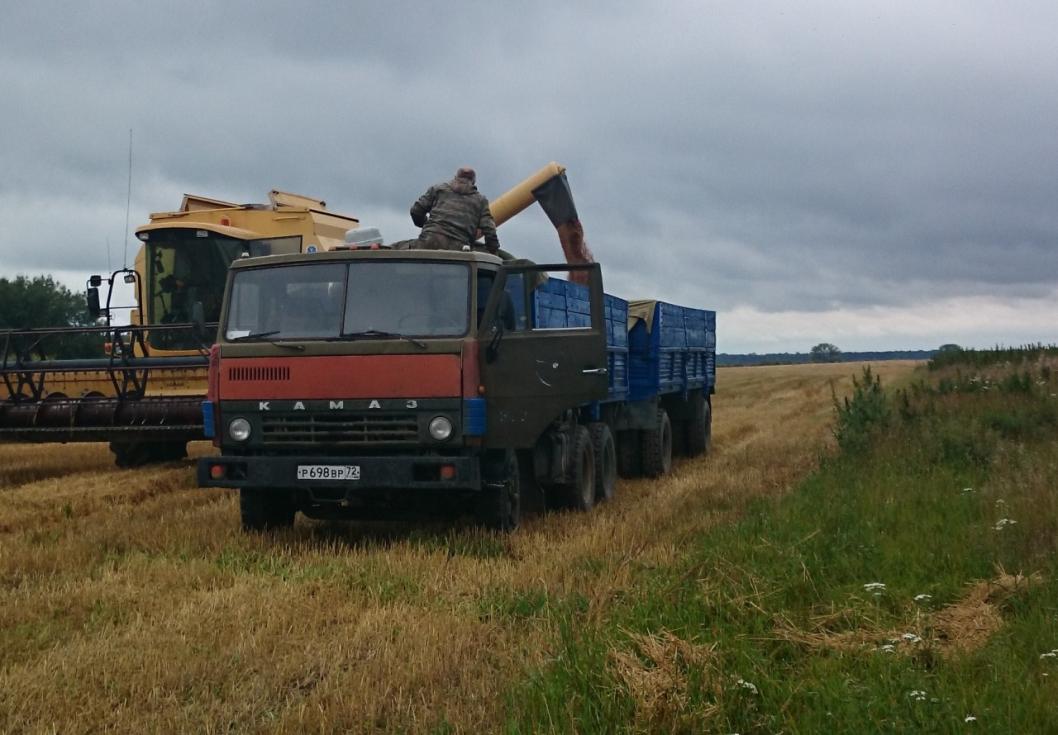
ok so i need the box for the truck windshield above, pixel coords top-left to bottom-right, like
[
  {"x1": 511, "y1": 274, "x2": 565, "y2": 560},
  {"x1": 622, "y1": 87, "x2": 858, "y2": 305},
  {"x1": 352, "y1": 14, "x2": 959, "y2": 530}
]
[{"x1": 225, "y1": 261, "x2": 469, "y2": 341}]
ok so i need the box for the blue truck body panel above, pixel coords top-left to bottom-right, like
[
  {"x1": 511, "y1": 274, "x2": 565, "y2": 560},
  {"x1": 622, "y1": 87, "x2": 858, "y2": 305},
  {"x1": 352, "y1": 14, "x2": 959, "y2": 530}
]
[{"x1": 529, "y1": 278, "x2": 715, "y2": 404}]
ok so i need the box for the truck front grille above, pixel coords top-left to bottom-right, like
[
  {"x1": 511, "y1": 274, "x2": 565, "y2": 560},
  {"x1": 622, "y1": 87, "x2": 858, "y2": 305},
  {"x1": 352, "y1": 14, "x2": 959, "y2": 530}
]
[{"x1": 261, "y1": 414, "x2": 418, "y2": 445}]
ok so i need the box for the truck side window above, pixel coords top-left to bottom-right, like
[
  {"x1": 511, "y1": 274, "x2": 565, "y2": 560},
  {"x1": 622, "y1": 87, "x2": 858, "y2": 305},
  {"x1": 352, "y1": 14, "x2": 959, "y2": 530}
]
[
  {"x1": 476, "y1": 271, "x2": 496, "y2": 328},
  {"x1": 502, "y1": 273, "x2": 527, "y2": 331}
]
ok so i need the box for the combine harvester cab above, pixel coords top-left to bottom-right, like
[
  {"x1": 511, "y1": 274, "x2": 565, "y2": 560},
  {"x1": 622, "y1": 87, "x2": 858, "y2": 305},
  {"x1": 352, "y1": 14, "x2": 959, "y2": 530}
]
[{"x1": 0, "y1": 191, "x2": 360, "y2": 466}]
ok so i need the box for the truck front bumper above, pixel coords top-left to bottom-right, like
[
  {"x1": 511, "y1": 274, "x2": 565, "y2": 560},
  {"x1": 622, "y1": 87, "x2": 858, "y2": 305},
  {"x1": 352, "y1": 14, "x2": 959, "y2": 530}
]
[{"x1": 198, "y1": 454, "x2": 481, "y2": 492}]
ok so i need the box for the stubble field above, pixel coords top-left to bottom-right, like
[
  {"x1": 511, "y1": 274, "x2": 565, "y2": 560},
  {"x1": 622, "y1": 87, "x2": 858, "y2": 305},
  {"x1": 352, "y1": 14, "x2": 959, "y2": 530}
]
[{"x1": 0, "y1": 361, "x2": 920, "y2": 733}]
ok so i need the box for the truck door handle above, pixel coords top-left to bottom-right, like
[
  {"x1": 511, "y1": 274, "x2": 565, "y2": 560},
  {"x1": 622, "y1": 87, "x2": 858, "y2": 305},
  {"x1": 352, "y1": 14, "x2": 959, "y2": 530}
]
[{"x1": 582, "y1": 367, "x2": 608, "y2": 375}]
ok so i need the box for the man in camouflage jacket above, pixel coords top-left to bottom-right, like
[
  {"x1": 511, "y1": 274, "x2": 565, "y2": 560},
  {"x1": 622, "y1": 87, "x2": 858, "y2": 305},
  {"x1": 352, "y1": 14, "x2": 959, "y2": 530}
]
[{"x1": 410, "y1": 167, "x2": 500, "y2": 254}]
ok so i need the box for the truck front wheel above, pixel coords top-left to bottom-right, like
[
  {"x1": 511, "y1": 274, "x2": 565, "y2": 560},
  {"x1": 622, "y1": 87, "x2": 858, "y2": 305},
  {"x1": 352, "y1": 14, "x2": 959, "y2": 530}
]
[
  {"x1": 240, "y1": 488, "x2": 296, "y2": 532},
  {"x1": 477, "y1": 450, "x2": 520, "y2": 532},
  {"x1": 641, "y1": 408, "x2": 673, "y2": 477}
]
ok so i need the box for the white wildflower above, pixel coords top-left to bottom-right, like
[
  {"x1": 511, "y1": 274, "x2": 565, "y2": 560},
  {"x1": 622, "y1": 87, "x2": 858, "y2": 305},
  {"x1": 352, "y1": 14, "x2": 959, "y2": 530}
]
[
  {"x1": 908, "y1": 690, "x2": 927, "y2": 702},
  {"x1": 993, "y1": 518, "x2": 1018, "y2": 531},
  {"x1": 863, "y1": 582, "x2": 886, "y2": 595},
  {"x1": 902, "y1": 633, "x2": 923, "y2": 644},
  {"x1": 960, "y1": 487, "x2": 974, "y2": 495},
  {"x1": 914, "y1": 594, "x2": 932, "y2": 603},
  {"x1": 965, "y1": 715, "x2": 977, "y2": 723},
  {"x1": 878, "y1": 644, "x2": 896, "y2": 653},
  {"x1": 735, "y1": 678, "x2": 758, "y2": 695},
  {"x1": 1041, "y1": 649, "x2": 1058, "y2": 660}
]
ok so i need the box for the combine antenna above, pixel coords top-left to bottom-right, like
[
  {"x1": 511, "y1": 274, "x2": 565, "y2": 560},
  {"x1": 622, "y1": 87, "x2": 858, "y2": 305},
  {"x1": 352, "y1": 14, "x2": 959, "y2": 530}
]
[{"x1": 122, "y1": 128, "x2": 133, "y2": 268}]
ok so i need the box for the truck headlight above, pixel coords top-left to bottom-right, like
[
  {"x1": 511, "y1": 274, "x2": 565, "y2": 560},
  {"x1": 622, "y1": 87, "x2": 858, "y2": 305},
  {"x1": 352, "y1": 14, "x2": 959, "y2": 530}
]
[
  {"x1": 228, "y1": 417, "x2": 252, "y2": 442},
  {"x1": 428, "y1": 416, "x2": 453, "y2": 441}
]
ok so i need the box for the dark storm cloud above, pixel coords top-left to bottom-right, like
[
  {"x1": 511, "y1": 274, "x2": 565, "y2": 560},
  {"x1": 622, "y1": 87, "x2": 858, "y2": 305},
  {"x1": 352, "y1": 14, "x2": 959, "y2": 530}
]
[{"x1": 2, "y1": 1, "x2": 1057, "y2": 350}]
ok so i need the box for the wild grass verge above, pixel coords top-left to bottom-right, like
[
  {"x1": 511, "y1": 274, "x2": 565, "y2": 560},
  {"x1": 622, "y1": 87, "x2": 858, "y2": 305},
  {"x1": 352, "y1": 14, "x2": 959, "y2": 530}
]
[{"x1": 507, "y1": 350, "x2": 1058, "y2": 733}]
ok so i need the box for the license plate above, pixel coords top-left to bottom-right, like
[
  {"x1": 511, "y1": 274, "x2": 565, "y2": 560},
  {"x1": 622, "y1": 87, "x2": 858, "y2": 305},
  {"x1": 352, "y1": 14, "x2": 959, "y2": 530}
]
[{"x1": 296, "y1": 465, "x2": 361, "y2": 481}]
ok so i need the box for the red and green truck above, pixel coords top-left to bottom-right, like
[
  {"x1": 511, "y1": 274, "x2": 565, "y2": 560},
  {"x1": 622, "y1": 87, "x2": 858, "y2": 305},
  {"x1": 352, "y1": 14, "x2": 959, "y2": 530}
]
[{"x1": 198, "y1": 246, "x2": 715, "y2": 531}]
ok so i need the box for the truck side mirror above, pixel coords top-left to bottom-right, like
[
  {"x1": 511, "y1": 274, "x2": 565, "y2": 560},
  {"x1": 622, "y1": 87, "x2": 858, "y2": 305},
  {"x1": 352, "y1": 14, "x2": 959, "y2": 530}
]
[{"x1": 86, "y1": 287, "x2": 102, "y2": 320}]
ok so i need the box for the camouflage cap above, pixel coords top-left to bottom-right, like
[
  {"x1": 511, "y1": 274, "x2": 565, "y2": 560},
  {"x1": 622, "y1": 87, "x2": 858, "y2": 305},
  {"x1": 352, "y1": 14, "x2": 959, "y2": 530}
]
[{"x1": 455, "y1": 167, "x2": 476, "y2": 183}]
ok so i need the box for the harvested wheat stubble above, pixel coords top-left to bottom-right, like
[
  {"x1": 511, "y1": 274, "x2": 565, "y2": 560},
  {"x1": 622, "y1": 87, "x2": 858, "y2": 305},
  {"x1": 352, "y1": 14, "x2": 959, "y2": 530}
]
[
  {"x1": 609, "y1": 628, "x2": 719, "y2": 729},
  {"x1": 0, "y1": 361, "x2": 921, "y2": 733}
]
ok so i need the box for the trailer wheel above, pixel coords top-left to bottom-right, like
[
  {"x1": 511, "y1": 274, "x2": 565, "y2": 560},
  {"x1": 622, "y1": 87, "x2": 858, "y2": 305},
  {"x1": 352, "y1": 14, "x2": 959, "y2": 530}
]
[
  {"x1": 477, "y1": 450, "x2": 520, "y2": 532},
  {"x1": 560, "y1": 425, "x2": 595, "y2": 511},
  {"x1": 641, "y1": 408, "x2": 673, "y2": 477},
  {"x1": 617, "y1": 430, "x2": 642, "y2": 478},
  {"x1": 240, "y1": 488, "x2": 296, "y2": 532},
  {"x1": 589, "y1": 423, "x2": 617, "y2": 502},
  {"x1": 685, "y1": 392, "x2": 712, "y2": 457}
]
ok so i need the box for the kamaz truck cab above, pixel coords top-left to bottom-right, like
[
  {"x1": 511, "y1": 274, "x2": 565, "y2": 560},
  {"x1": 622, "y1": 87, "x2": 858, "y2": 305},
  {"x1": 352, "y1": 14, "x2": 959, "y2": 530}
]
[{"x1": 198, "y1": 247, "x2": 610, "y2": 531}]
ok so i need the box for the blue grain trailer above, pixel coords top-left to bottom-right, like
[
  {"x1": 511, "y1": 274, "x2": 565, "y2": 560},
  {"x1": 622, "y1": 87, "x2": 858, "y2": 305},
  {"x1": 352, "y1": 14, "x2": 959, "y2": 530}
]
[{"x1": 528, "y1": 278, "x2": 716, "y2": 500}]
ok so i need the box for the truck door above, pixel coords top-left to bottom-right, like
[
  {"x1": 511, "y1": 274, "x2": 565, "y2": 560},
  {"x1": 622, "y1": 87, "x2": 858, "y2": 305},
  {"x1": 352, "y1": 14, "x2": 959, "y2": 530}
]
[{"x1": 478, "y1": 263, "x2": 608, "y2": 448}]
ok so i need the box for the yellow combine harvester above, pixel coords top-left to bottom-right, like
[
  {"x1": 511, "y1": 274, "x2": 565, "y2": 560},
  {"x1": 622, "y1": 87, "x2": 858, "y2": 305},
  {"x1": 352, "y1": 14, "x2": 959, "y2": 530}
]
[{"x1": 0, "y1": 164, "x2": 589, "y2": 466}]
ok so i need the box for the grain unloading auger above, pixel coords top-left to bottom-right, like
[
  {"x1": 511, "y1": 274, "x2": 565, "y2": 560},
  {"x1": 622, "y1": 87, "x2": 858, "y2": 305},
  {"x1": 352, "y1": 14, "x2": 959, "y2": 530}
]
[
  {"x1": 487, "y1": 162, "x2": 596, "y2": 281},
  {"x1": 0, "y1": 191, "x2": 361, "y2": 465},
  {"x1": 0, "y1": 166, "x2": 591, "y2": 466}
]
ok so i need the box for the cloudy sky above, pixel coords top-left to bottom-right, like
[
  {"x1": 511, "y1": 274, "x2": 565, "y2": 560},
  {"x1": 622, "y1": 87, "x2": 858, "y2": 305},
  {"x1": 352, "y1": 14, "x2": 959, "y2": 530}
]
[{"x1": 2, "y1": 1, "x2": 1056, "y2": 353}]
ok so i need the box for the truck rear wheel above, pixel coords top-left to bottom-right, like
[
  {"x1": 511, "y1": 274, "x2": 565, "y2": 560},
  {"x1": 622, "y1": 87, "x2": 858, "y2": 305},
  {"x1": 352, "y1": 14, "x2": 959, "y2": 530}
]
[
  {"x1": 641, "y1": 408, "x2": 673, "y2": 477},
  {"x1": 617, "y1": 430, "x2": 642, "y2": 478},
  {"x1": 684, "y1": 392, "x2": 712, "y2": 457},
  {"x1": 477, "y1": 450, "x2": 520, "y2": 532},
  {"x1": 560, "y1": 425, "x2": 595, "y2": 511},
  {"x1": 240, "y1": 488, "x2": 296, "y2": 532},
  {"x1": 589, "y1": 422, "x2": 617, "y2": 502}
]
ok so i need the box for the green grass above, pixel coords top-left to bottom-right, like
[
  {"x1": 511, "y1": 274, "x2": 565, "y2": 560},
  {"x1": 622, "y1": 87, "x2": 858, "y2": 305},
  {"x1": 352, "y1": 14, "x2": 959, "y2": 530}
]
[{"x1": 505, "y1": 352, "x2": 1058, "y2": 733}]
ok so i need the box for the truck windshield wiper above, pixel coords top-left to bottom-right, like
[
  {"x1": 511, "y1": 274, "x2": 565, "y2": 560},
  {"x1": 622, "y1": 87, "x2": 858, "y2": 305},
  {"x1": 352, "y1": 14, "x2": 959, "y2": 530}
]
[
  {"x1": 229, "y1": 330, "x2": 305, "y2": 351},
  {"x1": 338, "y1": 329, "x2": 427, "y2": 349}
]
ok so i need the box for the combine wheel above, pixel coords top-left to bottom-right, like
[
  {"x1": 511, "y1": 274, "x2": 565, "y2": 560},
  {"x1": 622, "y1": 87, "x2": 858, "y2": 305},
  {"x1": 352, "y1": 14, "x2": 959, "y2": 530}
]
[
  {"x1": 640, "y1": 408, "x2": 673, "y2": 477},
  {"x1": 684, "y1": 392, "x2": 712, "y2": 457},
  {"x1": 240, "y1": 488, "x2": 296, "y2": 532},
  {"x1": 617, "y1": 430, "x2": 642, "y2": 478},
  {"x1": 589, "y1": 422, "x2": 617, "y2": 502},
  {"x1": 559, "y1": 425, "x2": 595, "y2": 512},
  {"x1": 476, "y1": 450, "x2": 521, "y2": 532},
  {"x1": 110, "y1": 440, "x2": 188, "y2": 468}
]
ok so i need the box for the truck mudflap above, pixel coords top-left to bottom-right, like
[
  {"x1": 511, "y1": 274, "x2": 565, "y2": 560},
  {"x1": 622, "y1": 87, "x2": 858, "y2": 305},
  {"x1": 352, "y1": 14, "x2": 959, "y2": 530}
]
[{"x1": 198, "y1": 454, "x2": 482, "y2": 492}]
